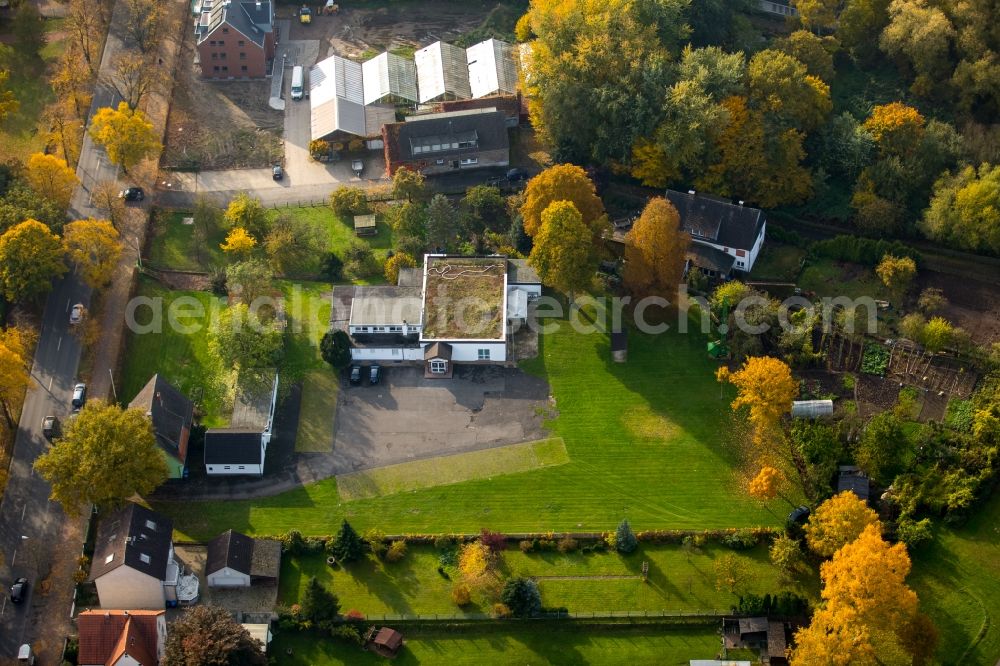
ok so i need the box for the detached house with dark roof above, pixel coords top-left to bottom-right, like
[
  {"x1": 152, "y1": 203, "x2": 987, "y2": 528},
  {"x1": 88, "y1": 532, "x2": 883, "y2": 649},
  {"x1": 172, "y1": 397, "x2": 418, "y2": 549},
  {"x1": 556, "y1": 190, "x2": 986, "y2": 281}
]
[
  {"x1": 205, "y1": 529, "x2": 281, "y2": 588},
  {"x1": 194, "y1": 0, "x2": 275, "y2": 79},
  {"x1": 665, "y1": 189, "x2": 767, "y2": 276},
  {"x1": 204, "y1": 369, "x2": 279, "y2": 477},
  {"x1": 90, "y1": 504, "x2": 183, "y2": 610},
  {"x1": 128, "y1": 375, "x2": 193, "y2": 479},
  {"x1": 382, "y1": 108, "x2": 509, "y2": 176},
  {"x1": 77, "y1": 609, "x2": 166, "y2": 666}
]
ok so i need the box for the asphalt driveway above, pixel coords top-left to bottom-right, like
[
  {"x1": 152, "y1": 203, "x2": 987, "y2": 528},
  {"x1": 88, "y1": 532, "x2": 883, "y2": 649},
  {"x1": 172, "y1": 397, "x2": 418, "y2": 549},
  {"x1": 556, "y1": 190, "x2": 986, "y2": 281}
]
[{"x1": 332, "y1": 365, "x2": 550, "y2": 474}]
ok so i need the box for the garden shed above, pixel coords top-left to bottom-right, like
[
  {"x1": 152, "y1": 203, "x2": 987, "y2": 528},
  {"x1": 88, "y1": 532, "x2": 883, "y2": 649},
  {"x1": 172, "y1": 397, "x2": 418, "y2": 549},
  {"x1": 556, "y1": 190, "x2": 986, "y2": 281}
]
[
  {"x1": 354, "y1": 214, "x2": 377, "y2": 236},
  {"x1": 368, "y1": 627, "x2": 404, "y2": 658}
]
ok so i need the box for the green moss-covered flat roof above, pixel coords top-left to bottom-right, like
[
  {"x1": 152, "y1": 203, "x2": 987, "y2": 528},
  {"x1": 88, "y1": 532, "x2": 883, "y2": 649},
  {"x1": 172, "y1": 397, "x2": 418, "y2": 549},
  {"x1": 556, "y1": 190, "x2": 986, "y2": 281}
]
[{"x1": 422, "y1": 256, "x2": 506, "y2": 340}]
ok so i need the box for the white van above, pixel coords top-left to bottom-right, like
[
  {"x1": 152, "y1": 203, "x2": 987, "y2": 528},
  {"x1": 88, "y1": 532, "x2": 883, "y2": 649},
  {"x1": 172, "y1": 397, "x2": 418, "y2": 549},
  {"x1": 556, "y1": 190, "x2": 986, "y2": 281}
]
[{"x1": 290, "y1": 66, "x2": 304, "y2": 100}]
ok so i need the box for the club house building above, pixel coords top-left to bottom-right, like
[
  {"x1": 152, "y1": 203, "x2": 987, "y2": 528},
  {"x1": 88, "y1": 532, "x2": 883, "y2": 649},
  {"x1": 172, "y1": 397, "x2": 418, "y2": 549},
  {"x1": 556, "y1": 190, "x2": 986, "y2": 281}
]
[{"x1": 339, "y1": 255, "x2": 540, "y2": 376}]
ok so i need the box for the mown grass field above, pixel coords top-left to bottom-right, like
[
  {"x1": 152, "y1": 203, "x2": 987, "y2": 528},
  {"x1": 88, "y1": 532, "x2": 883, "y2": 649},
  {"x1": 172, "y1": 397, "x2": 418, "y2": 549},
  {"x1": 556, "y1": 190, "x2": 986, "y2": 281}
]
[
  {"x1": 279, "y1": 543, "x2": 815, "y2": 617},
  {"x1": 156, "y1": 315, "x2": 790, "y2": 540},
  {"x1": 336, "y1": 438, "x2": 569, "y2": 500},
  {"x1": 271, "y1": 623, "x2": 724, "y2": 666},
  {"x1": 797, "y1": 257, "x2": 891, "y2": 302},
  {"x1": 911, "y1": 490, "x2": 1000, "y2": 664},
  {"x1": 295, "y1": 370, "x2": 338, "y2": 453}
]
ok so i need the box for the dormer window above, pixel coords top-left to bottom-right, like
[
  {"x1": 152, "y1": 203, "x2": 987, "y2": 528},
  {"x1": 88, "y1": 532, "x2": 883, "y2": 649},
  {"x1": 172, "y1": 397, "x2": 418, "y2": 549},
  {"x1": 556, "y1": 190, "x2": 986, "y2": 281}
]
[
  {"x1": 140, "y1": 553, "x2": 151, "y2": 564},
  {"x1": 145, "y1": 520, "x2": 157, "y2": 530}
]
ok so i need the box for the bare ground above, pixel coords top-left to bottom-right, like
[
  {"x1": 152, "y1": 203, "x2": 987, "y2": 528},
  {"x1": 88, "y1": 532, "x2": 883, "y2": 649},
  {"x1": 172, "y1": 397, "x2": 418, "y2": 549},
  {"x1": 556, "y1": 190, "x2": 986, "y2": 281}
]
[{"x1": 162, "y1": 30, "x2": 283, "y2": 170}]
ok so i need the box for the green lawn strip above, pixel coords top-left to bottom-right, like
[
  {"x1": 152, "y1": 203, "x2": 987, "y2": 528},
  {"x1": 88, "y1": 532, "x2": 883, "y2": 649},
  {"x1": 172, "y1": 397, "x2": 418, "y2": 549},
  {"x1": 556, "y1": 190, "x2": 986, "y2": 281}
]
[
  {"x1": 295, "y1": 370, "x2": 338, "y2": 453},
  {"x1": 278, "y1": 543, "x2": 816, "y2": 618},
  {"x1": 157, "y1": 319, "x2": 790, "y2": 540},
  {"x1": 279, "y1": 279, "x2": 332, "y2": 379},
  {"x1": 147, "y1": 210, "x2": 227, "y2": 271},
  {"x1": 336, "y1": 438, "x2": 569, "y2": 501},
  {"x1": 119, "y1": 277, "x2": 233, "y2": 426},
  {"x1": 271, "y1": 623, "x2": 722, "y2": 666},
  {"x1": 910, "y1": 489, "x2": 1000, "y2": 664},
  {"x1": 0, "y1": 22, "x2": 66, "y2": 161},
  {"x1": 797, "y1": 257, "x2": 891, "y2": 302}
]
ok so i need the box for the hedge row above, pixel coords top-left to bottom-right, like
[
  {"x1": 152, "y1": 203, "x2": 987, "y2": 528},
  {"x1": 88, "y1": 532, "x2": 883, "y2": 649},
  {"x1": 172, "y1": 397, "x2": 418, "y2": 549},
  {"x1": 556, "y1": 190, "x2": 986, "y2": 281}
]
[{"x1": 811, "y1": 235, "x2": 921, "y2": 267}]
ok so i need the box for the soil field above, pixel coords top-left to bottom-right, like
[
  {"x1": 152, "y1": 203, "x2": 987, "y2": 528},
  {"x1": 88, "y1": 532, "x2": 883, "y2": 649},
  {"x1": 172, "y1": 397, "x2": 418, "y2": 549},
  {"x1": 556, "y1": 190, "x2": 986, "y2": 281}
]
[
  {"x1": 162, "y1": 25, "x2": 283, "y2": 170},
  {"x1": 916, "y1": 271, "x2": 1000, "y2": 346},
  {"x1": 285, "y1": 0, "x2": 523, "y2": 60}
]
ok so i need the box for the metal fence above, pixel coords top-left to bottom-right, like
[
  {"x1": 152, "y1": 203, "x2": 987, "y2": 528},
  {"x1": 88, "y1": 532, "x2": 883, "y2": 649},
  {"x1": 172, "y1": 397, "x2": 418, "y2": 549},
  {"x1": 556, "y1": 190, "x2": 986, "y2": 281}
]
[{"x1": 347, "y1": 609, "x2": 728, "y2": 622}]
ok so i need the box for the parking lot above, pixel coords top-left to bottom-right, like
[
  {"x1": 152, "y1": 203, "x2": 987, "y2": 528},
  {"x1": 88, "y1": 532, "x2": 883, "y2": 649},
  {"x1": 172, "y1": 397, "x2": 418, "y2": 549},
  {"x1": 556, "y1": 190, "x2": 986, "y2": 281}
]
[{"x1": 331, "y1": 365, "x2": 550, "y2": 474}]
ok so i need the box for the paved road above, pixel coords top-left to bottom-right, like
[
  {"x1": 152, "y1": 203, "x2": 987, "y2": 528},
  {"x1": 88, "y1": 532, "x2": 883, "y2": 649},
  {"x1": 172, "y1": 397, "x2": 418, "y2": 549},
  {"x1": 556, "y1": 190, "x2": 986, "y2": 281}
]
[{"x1": 0, "y1": 276, "x2": 89, "y2": 656}]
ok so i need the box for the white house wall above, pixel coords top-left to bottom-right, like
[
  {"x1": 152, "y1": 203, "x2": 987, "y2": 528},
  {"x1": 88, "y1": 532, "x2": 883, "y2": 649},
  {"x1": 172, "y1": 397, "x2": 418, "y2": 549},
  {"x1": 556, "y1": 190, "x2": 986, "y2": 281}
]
[
  {"x1": 113, "y1": 655, "x2": 141, "y2": 666},
  {"x1": 95, "y1": 567, "x2": 165, "y2": 610},
  {"x1": 351, "y1": 347, "x2": 424, "y2": 362},
  {"x1": 692, "y1": 221, "x2": 766, "y2": 274},
  {"x1": 508, "y1": 284, "x2": 541, "y2": 298},
  {"x1": 206, "y1": 462, "x2": 263, "y2": 476},
  {"x1": 447, "y1": 342, "x2": 507, "y2": 363}
]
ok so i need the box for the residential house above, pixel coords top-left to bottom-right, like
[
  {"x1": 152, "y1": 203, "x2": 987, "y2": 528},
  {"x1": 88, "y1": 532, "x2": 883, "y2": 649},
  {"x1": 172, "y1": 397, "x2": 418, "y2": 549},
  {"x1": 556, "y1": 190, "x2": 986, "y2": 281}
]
[
  {"x1": 77, "y1": 610, "x2": 166, "y2": 666},
  {"x1": 205, "y1": 529, "x2": 281, "y2": 588},
  {"x1": 194, "y1": 0, "x2": 275, "y2": 79},
  {"x1": 204, "y1": 370, "x2": 279, "y2": 476},
  {"x1": 414, "y1": 41, "x2": 472, "y2": 103},
  {"x1": 340, "y1": 254, "x2": 541, "y2": 375},
  {"x1": 128, "y1": 375, "x2": 193, "y2": 480},
  {"x1": 466, "y1": 38, "x2": 518, "y2": 99},
  {"x1": 309, "y1": 53, "x2": 397, "y2": 144},
  {"x1": 90, "y1": 504, "x2": 181, "y2": 610},
  {"x1": 665, "y1": 189, "x2": 767, "y2": 275},
  {"x1": 362, "y1": 51, "x2": 419, "y2": 106},
  {"x1": 382, "y1": 108, "x2": 509, "y2": 176}
]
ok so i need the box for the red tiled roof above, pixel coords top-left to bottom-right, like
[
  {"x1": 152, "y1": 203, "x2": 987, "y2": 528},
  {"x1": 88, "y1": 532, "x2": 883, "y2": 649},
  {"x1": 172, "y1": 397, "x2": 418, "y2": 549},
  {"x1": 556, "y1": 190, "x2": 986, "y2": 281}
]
[{"x1": 78, "y1": 610, "x2": 163, "y2": 666}]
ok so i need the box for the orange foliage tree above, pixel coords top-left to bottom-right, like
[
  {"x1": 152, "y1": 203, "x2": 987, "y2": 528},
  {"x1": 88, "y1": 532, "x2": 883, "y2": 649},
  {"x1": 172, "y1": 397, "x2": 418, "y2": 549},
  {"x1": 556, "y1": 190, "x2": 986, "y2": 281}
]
[
  {"x1": 622, "y1": 197, "x2": 690, "y2": 298},
  {"x1": 804, "y1": 490, "x2": 880, "y2": 557},
  {"x1": 862, "y1": 102, "x2": 926, "y2": 157},
  {"x1": 748, "y1": 466, "x2": 784, "y2": 501},
  {"x1": 519, "y1": 164, "x2": 606, "y2": 238},
  {"x1": 717, "y1": 356, "x2": 797, "y2": 447},
  {"x1": 791, "y1": 523, "x2": 936, "y2": 665}
]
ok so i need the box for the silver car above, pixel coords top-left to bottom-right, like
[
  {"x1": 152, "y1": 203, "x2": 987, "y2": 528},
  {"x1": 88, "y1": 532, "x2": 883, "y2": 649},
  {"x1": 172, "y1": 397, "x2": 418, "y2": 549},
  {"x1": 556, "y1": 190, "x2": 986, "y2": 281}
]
[{"x1": 69, "y1": 303, "x2": 85, "y2": 325}]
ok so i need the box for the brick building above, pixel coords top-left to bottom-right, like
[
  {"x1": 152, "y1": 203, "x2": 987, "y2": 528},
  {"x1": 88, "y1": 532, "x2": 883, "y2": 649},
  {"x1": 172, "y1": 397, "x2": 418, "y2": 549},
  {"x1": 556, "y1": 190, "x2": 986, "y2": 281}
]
[
  {"x1": 195, "y1": 0, "x2": 275, "y2": 79},
  {"x1": 382, "y1": 108, "x2": 509, "y2": 176}
]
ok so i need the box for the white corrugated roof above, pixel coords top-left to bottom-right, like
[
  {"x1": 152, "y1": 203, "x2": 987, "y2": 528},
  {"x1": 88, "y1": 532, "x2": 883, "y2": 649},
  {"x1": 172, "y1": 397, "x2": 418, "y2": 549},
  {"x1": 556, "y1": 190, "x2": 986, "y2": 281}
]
[
  {"x1": 467, "y1": 38, "x2": 517, "y2": 98},
  {"x1": 415, "y1": 41, "x2": 472, "y2": 103},
  {"x1": 362, "y1": 52, "x2": 419, "y2": 105},
  {"x1": 310, "y1": 54, "x2": 367, "y2": 139}
]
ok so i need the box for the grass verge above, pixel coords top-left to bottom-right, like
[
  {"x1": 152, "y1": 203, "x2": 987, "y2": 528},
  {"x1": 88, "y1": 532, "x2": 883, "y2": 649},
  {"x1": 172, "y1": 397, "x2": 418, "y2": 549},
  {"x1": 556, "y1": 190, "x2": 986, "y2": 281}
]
[{"x1": 336, "y1": 438, "x2": 570, "y2": 501}]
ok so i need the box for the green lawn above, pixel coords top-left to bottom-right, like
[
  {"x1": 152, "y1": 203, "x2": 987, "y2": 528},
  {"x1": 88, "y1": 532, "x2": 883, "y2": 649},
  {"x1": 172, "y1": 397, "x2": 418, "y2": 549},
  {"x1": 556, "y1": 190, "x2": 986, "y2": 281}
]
[
  {"x1": 119, "y1": 278, "x2": 233, "y2": 426},
  {"x1": 749, "y1": 243, "x2": 806, "y2": 282},
  {"x1": 296, "y1": 370, "x2": 339, "y2": 453},
  {"x1": 147, "y1": 211, "x2": 227, "y2": 271},
  {"x1": 336, "y1": 438, "x2": 569, "y2": 500},
  {"x1": 911, "y1": 490, "x2": 1000, "y2": 665},
  {"x1": 280, "y1": 279, "x2": 332, "y2": 378},
  {"x1": 271, "y1": 623, "x2": 723, "y2": 666},
  {"x1": 797, "y1": 257, "x2": 892, "y2": 302},
  {"x1": 280, "y1": 543, "x2": 814, "y2": 618},
  {"x1": 156, "y1": 316, "x2": 790, "y2": 540}
]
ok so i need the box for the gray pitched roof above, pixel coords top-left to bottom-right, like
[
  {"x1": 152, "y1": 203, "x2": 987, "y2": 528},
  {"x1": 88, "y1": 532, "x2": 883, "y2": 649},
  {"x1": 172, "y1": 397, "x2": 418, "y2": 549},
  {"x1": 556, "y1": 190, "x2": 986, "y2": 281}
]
[
  {"x1": 686, "y1": 243, "x2": 736, "y2": 274},
  {"x1": 197, "y1": 0, "x2": 273, "y2": 47},
  {"x1": 666, "y1": 189, "x2": 765, "y2": 252},
  {"x1": 90, "y1": 503, "x2": 173, "y2": 582},
  {"x1": 206, "y1": 529, "x2": 255, "y2": 576},
  {"x1": 507, "y1": 258, "x2": 540, "y2": 285},
  {"x1": 385, "y1": 110, "x2": 508, "y2": 163},
  {"x1": 128, "y1": 374, "x2": 193, "y2": 461}
]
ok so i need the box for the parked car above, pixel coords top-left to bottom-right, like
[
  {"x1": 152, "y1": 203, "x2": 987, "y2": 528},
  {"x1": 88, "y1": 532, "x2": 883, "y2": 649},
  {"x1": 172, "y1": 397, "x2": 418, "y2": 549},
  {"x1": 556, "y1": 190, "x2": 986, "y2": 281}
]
[
  {"x1": 349, "y1": 366, "x2": 362, "y2": 385},
  {"x1": 272, "y1": 164, "x2": 283, "y2": 180},
  {"x1": 17, "y1": 643, "x2": 34, "y2": 664},
  {"x1": 787, "y1": 505, "x2": 810, "y2": 525},
  {"x1": 119, "y1": 187, "x2": 144, "y2": 201},
  {"x1": 9, "y1": 577, "x2": 28, "y2": 603},
  {"x1": 71, "y1": 382, "x2": 87, "y2": 412},
  {"x1": 351, "y1": 159, "x2": 364, "y2": 177},
  {"x1": 506, "y1": 167, "x2": 529, "y2": 183},
  {"x1": 69, "y1": 303, "x2": 85, "y2": 325},
  {"x1": 41, "y1": 416, "x2": 59, "y2": 440},
  {"x1": 369, "y1": 365, "x2": 382, "y2": 385}
]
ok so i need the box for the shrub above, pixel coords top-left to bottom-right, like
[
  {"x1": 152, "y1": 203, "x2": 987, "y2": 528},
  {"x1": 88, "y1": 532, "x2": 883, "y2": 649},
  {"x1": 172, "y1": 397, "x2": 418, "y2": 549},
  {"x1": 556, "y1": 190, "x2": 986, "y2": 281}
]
[
  {"x1": 364, "y1": 528, "x2": 387, "y2": 559},
  {"x1": 384, "y1": 251, "x2": 417, "y2": 284},
  {"x1": 330, "y1": 624, "x2": 363, "y2": 645},
  {"x1": 722, "y1": 529, "x2": 760, "y2": 550},
  {"x1": 385, "y1": 540, "x2": 408, "y2": 563},
  {"x1": 330, "y1": 186, "x2": 370, "y2": 218},
  {"x1": 519, "y1": 540, "x2": 533, "y2": 553},
  {"x1": 282, "y1": 530, "x2": 306, "y2": 556},
  {"x1": 500, "y1": 577, "x2": 542, "y2": 617},
  {"x1": 319, "y1": 252, "x2": 344, "y2": 281},
  {"x1": 896, "y1": 516, "x2": 933, "y2": 548},
  {"x1": 812, "y1": 235, "x2": 920, "y2": 266},
  {"x1": 438, "y1": 548, "x2": 458, "y2": 568},
  {"x1": 492, "y1": 602, "x2": 512, "y2": 618},
  {"x1": 861, "y1": 344, "x2": 890, "y2": 375},
  {"x1": 344, "y1": 609, "x2": 364, "y2": 621},
  {"x1": 342, "y1": 239, "x2": 380, "y2": 279},
  {"x1": 945, "y1": 399, "x2": 975, "y2": 432},
  {"x1": 557, "y1": 537, "x2": 579, "y2": 553},
  {"x1": 615, "y1": 519, "x2": 638, "y2": 554},
  {"x1": 434, "y1": 535, "x2": 455, "y2": 550},
  {"x1": 480, "y1": 528, "x2": 506, "y2": 553},
  {"x1": 537, "y1": 539, "x2": 556, "y2": 551},
  {"x1": 451, "y1": 583, "x2": 472, "y2": 606}
]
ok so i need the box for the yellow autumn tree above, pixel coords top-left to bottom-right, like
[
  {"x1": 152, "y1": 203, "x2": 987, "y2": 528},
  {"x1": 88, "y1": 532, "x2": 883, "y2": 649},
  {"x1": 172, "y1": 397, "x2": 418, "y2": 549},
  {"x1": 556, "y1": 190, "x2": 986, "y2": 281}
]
[
  {"x1": 791, "y1": 523, "x2": 933, "y2": 665},
  {"x1": 88, "y1": 101, "x2": 161, "y2": 173},
  {"x1": 875, "y1": 254, "x2": 917, "y2": 302},
  {"x1": 0, "y1": 327, "x2": 32, "y2": 431},
  {"x1": 718, "y1": 356, "x2": 798, "y2": 447},
  {"x1": 26, "y1": 152, "x2": 79, "y2": 210},
  {"x1": 62, "y1": 218, "x2": 122, "y2": 288},
  {"x1": 748, "y1": 466, "x2": 784, "y2": 501},
  {"x1": 519, "y1": 164, "x2": 607, "y2": 238},
  {"x1": 862, "y1": 102, "x2": 925, "y2": 157},
  {"x1": 804, "y1": 491, "x2": 880, "y2": 557},
  {"x1": 528, "y1": 200, "x2": 598, "y2": 303},
  {"x1": 458, "y1": 541, "x2": 498, "y2": 593},
  {"x1": 220, "y1": 227, "x2": 257, "y2": 257},
  {"x1": 622, "y1": 197, "x2": 690, "y2": 298}
]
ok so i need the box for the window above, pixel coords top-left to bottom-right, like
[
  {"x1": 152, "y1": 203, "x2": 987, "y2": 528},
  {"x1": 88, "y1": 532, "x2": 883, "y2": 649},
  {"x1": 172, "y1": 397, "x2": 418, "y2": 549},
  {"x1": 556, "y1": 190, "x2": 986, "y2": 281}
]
[
  {"x1": 436, "y1": 159, "x2": 445, "y2": 165},
  {"x1": 392, "y1": 348, "x2": 401, "y2": 356},
  {"x1": 140, "y1": 553, "x2": 151, "y2": 564},
  {"x1": 222, "y1": 27, "x2": 228, "y2": 33},
  {"x1": 431, "y1": 143, "x2": 441, "y2": 151},
  {"x1": 224, "y1": 465, "x2": 231, "y2": 470},
  {"x1": 389, "y1": 325, "x2": 402, "y2": 332},
  {"x1": 213, "y1": 66, "x2": 220, "y2": 72},
  {"x1": 430, "y1": 359, "x2": 448, "y2": 374},
  {"x1": 238, "y1": 465, "x2": 245, "y2": 469},
  {"x1": 222, "y1": 66, "x2": 228, "y2": 72},
  {"x1": 238, "y1": 40, "x2": 245, "y2": 46},
  {"x1": 460, "y1": 157, "x2": 478, "y2": 166},
  {"x1": 478, "y1": 348, "x2": 490, "y2": 361},
  {"x1": 736, "y1": 249, "x2": 746, "y2": 257},
  {"x1": 211, "y1": 52, "x2": 218, "y2": 59},
  {"x1": 218, "y1": 39, "x2": 225, "y2": 45},
  {"x1": 239, "y1": 52, "x2": 246, "y2": 60},
  {"x1": 241, "y1": 65, "x2": 248, "y2": 72},
  {"x1": 209, "y1": 40, "x2": 216, "y2": 46},
  {"x1": 220, "y1": 52, "x2": 227, "y2": 60},
  {"x1": 145, "y1": 520, "x2": 157, "y2": 530},
  {"x1": 457, "y1": 140, "x2": 475, "y2": 148}
]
